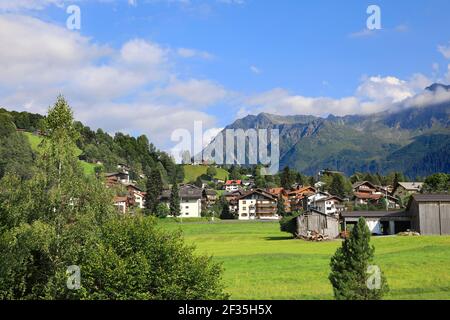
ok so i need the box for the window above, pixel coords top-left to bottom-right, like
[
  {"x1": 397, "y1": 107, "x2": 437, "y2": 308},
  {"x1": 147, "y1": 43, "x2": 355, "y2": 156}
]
[
  {"x1": 185, "y1": 213, "x2": 189, "y2": 216},
  {"x1": 242, "y1": 201, "x2": 246, "y2": 204},
  {"x1": 243, "y1": 207, "x2": 247, "y2": 211},
  {"x1": 185, "y1": 206, "x2": 189, "y2": 209}
]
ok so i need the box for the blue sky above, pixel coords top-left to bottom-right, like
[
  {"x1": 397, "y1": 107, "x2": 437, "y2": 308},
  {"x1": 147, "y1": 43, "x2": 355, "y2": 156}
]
[{"x1": 0, "y1": 0, "x2": 449, "y2": 151}]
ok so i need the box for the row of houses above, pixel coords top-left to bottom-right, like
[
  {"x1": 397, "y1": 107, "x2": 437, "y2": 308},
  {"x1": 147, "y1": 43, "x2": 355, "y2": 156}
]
[{"x1": 106, "y1": 168, "x2": 449, "y2": 237}]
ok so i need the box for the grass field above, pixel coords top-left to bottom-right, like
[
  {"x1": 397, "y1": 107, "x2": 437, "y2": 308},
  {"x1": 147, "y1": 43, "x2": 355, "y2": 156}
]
[
  {"x1": 161, "y1": 220, "x2": 450, "y2": 300},
  {"x1": 183, "y1": 165, "x2": 229, "y2": 183},
  {"x1": 23, "y1": 132, "x2": 98, "y2": 175}
]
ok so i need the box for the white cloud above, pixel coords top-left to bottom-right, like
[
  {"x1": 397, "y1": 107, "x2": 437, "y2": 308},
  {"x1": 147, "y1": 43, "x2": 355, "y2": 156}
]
[
  {"x1": 356, "y1": 76, "x2": 415, "y2": 103},
  {"x1": 250, "y1": 65, "x2": 261, "y2": 74},
  {"x1": 240, "y1": 74, "x2": 435, "y2": 118},
  {"x1": 177, "y1": 47, "x2": 214, "y2": 60},
  {"x1": 150, "y1": 78, "x2": 227, "y2": 108},
  {"x1": 0, "y1": 14, "x2": 225, "y2": 149},
  {"x1": 0, "y1": 0, "x2": 67, "y2": 11},
  {"x1": 348, "y1": 28, "x2": 377, "y2": 38},
  {"x1": 438, "y1": 43, "x2": 450, "y2": 59}
]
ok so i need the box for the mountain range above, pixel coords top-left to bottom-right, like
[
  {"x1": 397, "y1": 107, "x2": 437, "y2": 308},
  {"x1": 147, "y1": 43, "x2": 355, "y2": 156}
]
[{"x1": 204, "y1": 83, "x2": 450, "y2": 178}]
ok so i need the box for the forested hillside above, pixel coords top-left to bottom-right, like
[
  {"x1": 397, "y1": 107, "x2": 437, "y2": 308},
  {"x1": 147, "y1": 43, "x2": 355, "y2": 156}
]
[{"x1": 0, "y1": 107, "x2": 183, "y2": 187}]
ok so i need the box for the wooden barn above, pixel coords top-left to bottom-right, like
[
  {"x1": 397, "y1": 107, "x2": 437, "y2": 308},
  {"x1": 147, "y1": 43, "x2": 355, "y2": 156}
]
[
  {"x1": 408, "y1": 194, "x2": 450, "y2": 235},
  {"x1": 296, "y1": 209, "x2": 340, "y2": 239}
]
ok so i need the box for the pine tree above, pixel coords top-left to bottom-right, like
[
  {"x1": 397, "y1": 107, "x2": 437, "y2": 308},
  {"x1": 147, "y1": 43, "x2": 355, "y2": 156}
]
[
  {"x1": 280, "y1": 166, "x2": 294, "y2": 189},
  {"x1": 169, "y1": 181, "x2": 180, "y2": 217},
  {"x1": 277, "y1": 194, "x2": 287, "y2": 217},
  {"x1": 145, "y1": 169, "x2": 163, "y2": 214},
  {"x1": 329, "y1": 174, "x2": 346, "y2": 198},
  {"x1": 220, "y1": 201, "x2": 235, "y2": 220},
  {"x1": 329, "y1": 217, "x2": 388, "y2": 300}
]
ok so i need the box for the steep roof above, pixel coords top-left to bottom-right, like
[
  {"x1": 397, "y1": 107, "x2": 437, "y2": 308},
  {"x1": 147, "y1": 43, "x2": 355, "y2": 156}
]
[
  {"x1": 397, "y1": 182, "x2": 424, "y2": 191},
  {"x1": 238, "y1": 189, "x2": 277, "y2": 201},
  {"x1": 352, "y1": 181, "x2": 377, "y2": 190}
]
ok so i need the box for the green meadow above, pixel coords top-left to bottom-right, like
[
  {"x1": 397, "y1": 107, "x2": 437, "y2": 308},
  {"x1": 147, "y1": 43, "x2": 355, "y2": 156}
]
[
  {"x1": 182, "y1": 165, "x2": 229, "y2": 183},
  {"x1": 161, "y1": 220, "x2": 450, "y2": 300},
  {"x1": 23, "y1": 132, "x2": 98, "y2": 175}
]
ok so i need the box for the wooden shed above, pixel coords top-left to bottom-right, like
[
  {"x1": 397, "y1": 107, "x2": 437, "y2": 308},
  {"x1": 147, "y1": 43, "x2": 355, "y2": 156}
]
[
  {"x1": 408, "y1": 194, "x2": 450, "y2": 235},
  {"x1": 296, "y1": 209, "x2": 340, "y2": 239}
]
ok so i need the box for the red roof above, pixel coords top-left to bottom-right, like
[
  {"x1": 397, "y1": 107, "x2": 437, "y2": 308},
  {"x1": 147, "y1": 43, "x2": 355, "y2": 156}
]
[{"x1": 225, "y1": 180, "x2": 242, "y2": 185}]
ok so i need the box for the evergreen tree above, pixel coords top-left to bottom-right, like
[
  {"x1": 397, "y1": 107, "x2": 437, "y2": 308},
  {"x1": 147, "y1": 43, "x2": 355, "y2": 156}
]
[
  {"x1": 329, "y1": 174, "x2": 346, "y2": 198},
  {"x1": 229, "y1": 165, "x2": 241, "y2": 180},
  {"x1": 145, "y1": 169, "x2": 163, "y2": 214},
  {"x1": 219, "y1": 201, "x2": 235, "y2": 220},
  {"x1": 329, "y1": 217, "x2": 388, "y2": 300},
  {"x1": 280, "y1": 166, "x2": 294, "y2": 189},
  {"x1": 169, "y1": 181, "x2": 180, "y2": 217},
  {"x1": 277, "y1": 194, "x2": 287, "y2": 217}
]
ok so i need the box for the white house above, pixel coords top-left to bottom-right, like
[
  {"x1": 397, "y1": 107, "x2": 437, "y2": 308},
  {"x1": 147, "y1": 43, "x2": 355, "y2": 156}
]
[
  {"x1": 224, "y1": 180, "x2": 242, "y2": 192},
  {"x1": 161, "y1": 184, "x2": 202, "y2": 218},
  {"x1": 307, "y1": 191, "x2": 330, "y2": 208},
  {"x1": 237, "y1": 189, "x2": 278, "y2": 220},
  {"x1": 314, "y1": 196, "x2": 344, "y2": 216}
]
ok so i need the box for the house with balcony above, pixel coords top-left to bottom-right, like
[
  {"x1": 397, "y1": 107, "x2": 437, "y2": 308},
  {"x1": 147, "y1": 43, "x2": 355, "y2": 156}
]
[
  {"x1": 160, "y1": 184, "x2": 203, "y2": 218},
  {"x1": 237, "y1": 189, "x2": 278, "y2": 220},
  {"x1": 314, "y1": 195, "x2": 344, "y2": 216}
]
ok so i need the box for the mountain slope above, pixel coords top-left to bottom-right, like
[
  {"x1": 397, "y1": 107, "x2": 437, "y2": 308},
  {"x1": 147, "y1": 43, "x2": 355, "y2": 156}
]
[{"x1": 204, "y1": 84, "x2": 450, "y2": 178}]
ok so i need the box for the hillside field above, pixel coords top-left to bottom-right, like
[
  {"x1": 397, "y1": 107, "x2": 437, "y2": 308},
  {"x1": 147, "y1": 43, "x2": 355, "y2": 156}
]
[
  {"x1": 182, "y1": 165, "x2": 229, "y2": 183},
  {"x1": 23, "y1": 132, "x2": 98, "y2": 175},
  {"x1": 161, "y1": 220, "x2": 450, "y2": 300}
]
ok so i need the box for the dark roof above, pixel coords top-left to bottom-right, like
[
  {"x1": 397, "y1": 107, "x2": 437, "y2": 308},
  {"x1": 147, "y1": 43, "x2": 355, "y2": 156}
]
[
  {"x1": 204, "y1": 189, "x2": 217, "y2": 196},
  {"x1": 352, "y1": 181, "x2": 376, "y2": 189},
  {"x1": 160, "y1": 184, "x2": 202, "y2": 200},
  {"x1": 412, "y1": 193, "x2": 450, "y2": 202},
  {"x1": 238, "y1": 189, "x2": 277, "y2": 201},
  {"x1": 341, "y1": 210, "x2": 410, "y2": 218}
]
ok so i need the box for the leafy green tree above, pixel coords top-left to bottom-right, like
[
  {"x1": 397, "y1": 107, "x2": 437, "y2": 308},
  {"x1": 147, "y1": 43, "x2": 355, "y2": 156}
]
[
  {"x1": 169, "y1": 182, "x2": 180, "y2": 217},
  {"x1": 0, "y1": 97, "x2": 228, "y2": 300},
  {"x1": 144, "y1": 169, "x2": 163, "y2": 215},
  {"x1": 329, "y1": 217, "x2": 388, "y2": 300},
  {"x1": 155, "y1": 203, "x2": 170, "y2": 218},
  {"x1": 422, "y1": 173, "x2": 450, "y2": 193},
  {"x1": 206, "y1": 166, "x2": 217, "y2": 179}
]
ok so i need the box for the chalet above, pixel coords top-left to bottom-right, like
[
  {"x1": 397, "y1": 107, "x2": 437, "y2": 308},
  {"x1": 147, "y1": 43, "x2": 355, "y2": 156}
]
[
  {"x1": 123, "y1": 183, "x2": 145, "y2": 209},
  {"x1": 106, "y1": 171, "x2": 130, "y2": 185},
  {"x1": 113, "y1": 196, "x2": 129, "y2": 214},
  {"x1": 224, "y1": 180, "x2": 242, "y2": 192},
  {"x1": 393, "y1": 182, "x2": 424, "y2": 199},
  {"x1": 285, "y1": 186, "x2": 317, "y2": 212},
  {"x1": 160, "y1": 184, "x2": 203, "y2": 218},
  {"x1": 237, "y1": 189, "x2": 278, "y2": 220},
  {"x1": 268, "y1": 188, "x2": 290, "y2": 212},
  {"x1": 352, "y1": 181, "x2": 377, "y2": 195},
  {"x1": 307, "y1": 191, "x2": 330, "y2": 208},
  {"x1": 202, "y1": 189, "x2": 218, "y2": 209},
  {"x1": 224, "y1": 189, "x2": 246, "y2": 213},
  {"x1": 408, "y1": 193, "x2": 450, "y2": 235},
  {"x1": 314, "y1": 195, "x2": 344, "y2": 216}
]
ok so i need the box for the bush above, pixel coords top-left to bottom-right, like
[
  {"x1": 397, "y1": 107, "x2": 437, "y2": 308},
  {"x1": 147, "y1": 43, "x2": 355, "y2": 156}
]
[
  {"x1": 155, "y1": 203, "x2": 170, "y2": 218},
  {"x1": 279, "y1": 212, "x2": 300, "y2": 237}
]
